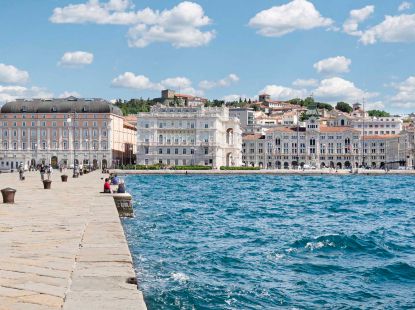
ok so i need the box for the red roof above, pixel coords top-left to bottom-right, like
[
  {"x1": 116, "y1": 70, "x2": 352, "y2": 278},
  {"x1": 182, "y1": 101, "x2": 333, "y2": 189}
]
[{"x1": 363, "y1": 134, "x2": 401, "y2": 140}]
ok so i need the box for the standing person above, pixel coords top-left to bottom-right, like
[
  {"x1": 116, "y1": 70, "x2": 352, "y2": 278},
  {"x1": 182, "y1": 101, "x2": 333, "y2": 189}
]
[
  {"x1": 18, "y1": 163, "x2": 24, "y2": 181},
  {"x1": 47, "y1": 165, "x2": 53, "y2": 180},
  {"x1": 40, "y1": 164, "x2": 46, "y2": 181}
]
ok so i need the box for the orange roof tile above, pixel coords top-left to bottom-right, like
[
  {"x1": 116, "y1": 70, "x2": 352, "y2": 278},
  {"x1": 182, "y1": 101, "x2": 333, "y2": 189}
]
[
  {"x1": 363, "y1": 134, "x2": 401, "y2": 140},
  {"x1": 243, "y1": 134, "x2": 264, "y2": 140},
  {"x1": 319, "y1": 126, "x2": 360, "y2": 133}
]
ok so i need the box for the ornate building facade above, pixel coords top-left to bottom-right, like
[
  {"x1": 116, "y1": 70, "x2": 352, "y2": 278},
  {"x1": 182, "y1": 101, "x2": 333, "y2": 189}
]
[{"x1": 136, "y1": 105, "x2": 242, "y2": 168}]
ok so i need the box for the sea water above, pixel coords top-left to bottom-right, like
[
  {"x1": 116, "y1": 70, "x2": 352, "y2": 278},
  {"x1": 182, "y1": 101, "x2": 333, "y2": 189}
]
[{"x1": 122, "y1": 175, "x2": 415, "y2": 309}]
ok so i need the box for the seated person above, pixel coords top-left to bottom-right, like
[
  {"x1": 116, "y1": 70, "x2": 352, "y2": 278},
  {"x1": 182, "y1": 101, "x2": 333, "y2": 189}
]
[
  {"x1": 117, "y1": 179, "x2": 126, "y2": 193},
  {"x1": 111, "y1": 174, "x2": 120, "y2": 185},
  {"x1": 104, "y1": 178, "x2": 111, "y2": 193}
]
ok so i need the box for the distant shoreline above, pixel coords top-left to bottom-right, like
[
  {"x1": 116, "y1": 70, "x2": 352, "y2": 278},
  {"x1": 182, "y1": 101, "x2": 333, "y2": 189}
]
[{"x1": 111, "y1": 169, "x2": 415, "y2": 176}]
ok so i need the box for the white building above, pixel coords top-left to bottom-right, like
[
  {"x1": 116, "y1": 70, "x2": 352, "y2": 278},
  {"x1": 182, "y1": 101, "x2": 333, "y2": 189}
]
[
  {"x1": 351, "y1": 117, "x2": 403, "y2": 135},
  {"x1": 136, "y1": 105, "x2": 242, "y2": 168},
  {"x1": 229, "y1": 108, "x2": 254, "y2": 129}
]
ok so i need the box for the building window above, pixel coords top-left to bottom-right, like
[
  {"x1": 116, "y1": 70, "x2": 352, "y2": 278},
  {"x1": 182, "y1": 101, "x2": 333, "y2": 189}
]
[
  {"x1": 175, "y1": 148, "x2": 178, "y2": 154},
  {"x1": 159, "y1": 148, "x2": 163, "y2": 154},
  {"x1": 183, "y1": 149, "x2": 187, "y2": 155}
]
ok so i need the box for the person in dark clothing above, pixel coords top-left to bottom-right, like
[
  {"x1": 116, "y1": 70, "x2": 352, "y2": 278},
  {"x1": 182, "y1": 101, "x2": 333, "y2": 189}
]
[
  {"x1": 40, "y1": 165, "x2": 46, "y2": 181},
  {"x1": 117, "y1": 179, "x2": 126, "y2": 193}
]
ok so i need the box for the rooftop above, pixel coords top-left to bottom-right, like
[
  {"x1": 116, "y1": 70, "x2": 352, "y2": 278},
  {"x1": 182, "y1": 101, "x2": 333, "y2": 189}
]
[{"x1": 1, "y1": 97, "x2": 123, "y2": 116}]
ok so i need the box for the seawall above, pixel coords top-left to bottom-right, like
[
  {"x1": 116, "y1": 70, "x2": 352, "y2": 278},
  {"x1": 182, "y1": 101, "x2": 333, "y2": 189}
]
[
  {"x1": 0, "y1": 171, "x2": 146, "y2": 309},
  {"x1": 111, "y1": 168, "x2": 415, "y2": 176}
]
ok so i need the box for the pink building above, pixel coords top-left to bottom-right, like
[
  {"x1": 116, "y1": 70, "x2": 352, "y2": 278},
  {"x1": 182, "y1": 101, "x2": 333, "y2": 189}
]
[{"x1": 0, "y1": 97, "x2": 136, "y2": 171}]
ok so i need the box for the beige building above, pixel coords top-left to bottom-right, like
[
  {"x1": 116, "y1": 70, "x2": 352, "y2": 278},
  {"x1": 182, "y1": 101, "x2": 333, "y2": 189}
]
[
  {"x1": 0, "y1": 97, "x2": 136, "y2": 170},
  {"x1": 136, "y1": 105, "x2": 242, "y2": 168}
]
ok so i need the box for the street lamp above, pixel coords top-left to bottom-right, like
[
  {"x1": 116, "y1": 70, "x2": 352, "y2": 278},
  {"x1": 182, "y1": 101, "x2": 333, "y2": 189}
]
[{"x1": 67, "y1": 112, "x2": 77, "y2": 177}]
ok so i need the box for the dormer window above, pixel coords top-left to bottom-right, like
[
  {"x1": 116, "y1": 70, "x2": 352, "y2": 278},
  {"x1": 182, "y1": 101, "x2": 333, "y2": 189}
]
[
  {"x1": 21, "y1": 106, "x2": 27, "y2": 112},
  {"x1": 82, "y1": 106, "x2": 88, "y2": 112},
  {"x1": 51, "y1": 106, "x2": 57, "y2": 112}
]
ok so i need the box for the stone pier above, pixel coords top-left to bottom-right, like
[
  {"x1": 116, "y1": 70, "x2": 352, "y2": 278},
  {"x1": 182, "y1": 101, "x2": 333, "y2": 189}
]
[{"x1": 0, "y1": 171, "x2": 146, "y2": 310}]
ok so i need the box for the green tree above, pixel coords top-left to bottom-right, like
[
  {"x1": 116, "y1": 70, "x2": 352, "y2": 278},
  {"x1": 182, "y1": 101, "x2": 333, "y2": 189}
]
[
  {"x1": 317, "y1": 102, "x2": 333, "y2": 111},
  {"x1": 335, "y1": 101, "x2": 353, "y2": 113},
  {"x1": 368, "y1": 110, "x2": 390, "y2": 117}
]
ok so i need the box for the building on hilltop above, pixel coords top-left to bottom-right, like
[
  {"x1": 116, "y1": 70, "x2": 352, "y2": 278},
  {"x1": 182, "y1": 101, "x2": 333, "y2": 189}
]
[
  {"x1": 136, "y1": 105, "x2": 242, "y2": 168},
  {"x1": 0, "y1": 97, "x2": 136, "y2": 170},
  {"x1": 156, "y1": 89, "x2": 207, "y2": 107}
]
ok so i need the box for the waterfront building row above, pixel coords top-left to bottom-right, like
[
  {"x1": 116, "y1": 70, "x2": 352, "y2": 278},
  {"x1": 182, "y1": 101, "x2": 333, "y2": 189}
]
[{"x1": 242, "y1": 117, "x2": 413, "y2": 169}]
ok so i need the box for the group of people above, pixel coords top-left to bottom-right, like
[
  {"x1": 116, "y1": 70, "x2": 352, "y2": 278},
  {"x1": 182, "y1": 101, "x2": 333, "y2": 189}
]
[
  {"x1": 39, "y1": 164, "x2": 53, "y2": 181},
  {"x1": 103, "y1": 174, "x2": 126, "y2": 194}
]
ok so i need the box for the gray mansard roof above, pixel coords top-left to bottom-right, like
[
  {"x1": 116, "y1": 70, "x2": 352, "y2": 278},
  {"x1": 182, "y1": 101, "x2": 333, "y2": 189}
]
[{"x1": 0, "y1": 97, "x2": 123, "y2": 116}]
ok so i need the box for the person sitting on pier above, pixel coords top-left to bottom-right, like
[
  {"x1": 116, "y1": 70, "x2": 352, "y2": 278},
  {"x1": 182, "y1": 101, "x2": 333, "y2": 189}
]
[
  {"x1": 104, "y1": 178, "x2": 112, "y2": 193},
  {"x1": 111, "y1": 174, "x2": 120, "y2": 185},
  {"x1": 117, "y1": 179, "x2": 126, "y2": 194}
]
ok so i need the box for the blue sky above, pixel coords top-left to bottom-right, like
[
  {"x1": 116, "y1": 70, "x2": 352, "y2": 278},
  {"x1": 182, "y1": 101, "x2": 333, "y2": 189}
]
[{"x1": 0, "y1": 0, "x2": 415, "y2": 113}]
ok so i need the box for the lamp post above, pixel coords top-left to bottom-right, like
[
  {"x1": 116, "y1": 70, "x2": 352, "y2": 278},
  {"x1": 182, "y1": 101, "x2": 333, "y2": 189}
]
[{"x1": 67, "y1": 111, "x2": 77, "y2": 177}]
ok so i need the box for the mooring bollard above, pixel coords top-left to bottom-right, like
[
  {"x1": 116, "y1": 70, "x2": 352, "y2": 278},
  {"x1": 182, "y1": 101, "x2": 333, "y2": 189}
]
[
  {"x1": 43, "y1": 180, "x2": 52, "y2": 189},
  {"x1": 113, "y1": 193, "x2": 134, "y2": 217},
  {"x1": 61, "y1": 175, "x2": 68, "y2": 182},
  {"x1": 1, "y1": 188, "x2": 16, "y2": 204}
]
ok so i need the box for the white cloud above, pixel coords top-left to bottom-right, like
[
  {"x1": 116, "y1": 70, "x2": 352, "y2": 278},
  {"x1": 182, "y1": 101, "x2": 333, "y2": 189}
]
[
  {"x1": 0, "y1": 64, "x2": 29, "y2": 84},
  {"x1": 313, "y1": 56, "x2": 351, "y2": 74},
  {"x1": 248, "y1": 0, "x2": 333, "y2": 37},
  {"x1": 360, "y1": 14, "x2": 415, "y2": 44},
  {"x1": 390, "y1": 76, "x2": 415, "y2": 109},
  {"x1": 292, "y1": 78, "x2": 318, "y2": 87},
  {"x1": 365, "y1": 101, "x2": 385, "y2": 110},
  {"x1": 259, "y1": 85, "x2": 307, "y2": 100},
  {"x1": 222, "y1": 94, "x2": 252, "y2": 102},
  {"x1": 111, "y1": 72, "x2": 160, "y2": 90},
  {"x1": 199, "y1": 74, "x2": 239, "y2": 90},
  {"x1": 398, "y1": 2, "x2": 412, "y2": 11},
  {"x1": 313, "y1": 77, "x2": 377, "y2": 103},
  {"x1": 0, "y1": 85, "x2": 52, "y2": 103},
  {"x1": 343, "y1": 5, "x2": 375, "y2": 36},
  {"x1": 111, "y1": 72, "x2": 203, "y2": 95},
  {"x1": 160, "y1": 77, "x2": 192, "y2": 89},
  {"x1": 51, "y1": 1, "x2": 215, "y2": 48},
  {"x1": 59, "y1": 51, "x2": 94, "y2": 66},
  {"x1": 59, "y1": 91, "x2": 81, "y2": 98}
]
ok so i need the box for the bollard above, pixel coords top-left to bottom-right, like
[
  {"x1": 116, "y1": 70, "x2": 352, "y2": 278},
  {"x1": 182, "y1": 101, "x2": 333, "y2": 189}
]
[
  {"x1": 113, "y1": 193, "x2": 134, "y2": 217},
  {"x1": 1, "y1": 188, "x2": 16, "y2": 204},
  {"x1": 61, "y1": 175, "x2": 68, "y2": 182},
  {"x1": 43, "y1": 180, "x2": 52, "y2": 189}
]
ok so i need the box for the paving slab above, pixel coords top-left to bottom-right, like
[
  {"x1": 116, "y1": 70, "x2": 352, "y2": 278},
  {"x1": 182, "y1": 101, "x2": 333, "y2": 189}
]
[{"x1": 0, "y1": 171, "x2": 146, "y2": 310}]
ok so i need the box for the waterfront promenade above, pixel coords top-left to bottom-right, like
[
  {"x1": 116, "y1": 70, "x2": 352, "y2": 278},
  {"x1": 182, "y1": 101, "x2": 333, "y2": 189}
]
[{"x1": 0, "y1": 171, "x2": 146, "y2": 310}]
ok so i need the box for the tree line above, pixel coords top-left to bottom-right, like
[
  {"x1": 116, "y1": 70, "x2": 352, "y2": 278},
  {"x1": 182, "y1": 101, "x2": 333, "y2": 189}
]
[{"x1": 114, "y1": 97, "x2": 391, "y2": 118}]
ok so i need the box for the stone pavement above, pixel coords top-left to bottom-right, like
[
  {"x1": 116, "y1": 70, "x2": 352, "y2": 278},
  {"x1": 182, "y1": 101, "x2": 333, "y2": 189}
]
[{"x1": 0, "y1": 171, "x2": 146, "y2": 310}]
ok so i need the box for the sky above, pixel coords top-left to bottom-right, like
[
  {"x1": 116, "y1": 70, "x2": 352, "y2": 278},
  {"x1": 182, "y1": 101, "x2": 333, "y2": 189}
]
[{"x1": 0, "y1": 0, "x2": 415, "y2": 113}]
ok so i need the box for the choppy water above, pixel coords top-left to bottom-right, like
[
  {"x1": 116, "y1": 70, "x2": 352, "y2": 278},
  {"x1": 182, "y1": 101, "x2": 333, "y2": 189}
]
[{"x1": 122, "y1": 175, "x2": 415, "y2": 309}]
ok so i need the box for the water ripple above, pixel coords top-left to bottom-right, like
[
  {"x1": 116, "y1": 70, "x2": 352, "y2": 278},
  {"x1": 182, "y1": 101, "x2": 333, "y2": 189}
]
[{"x1": 122, "y1": 175, "x2": 415, "y2": 309}]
